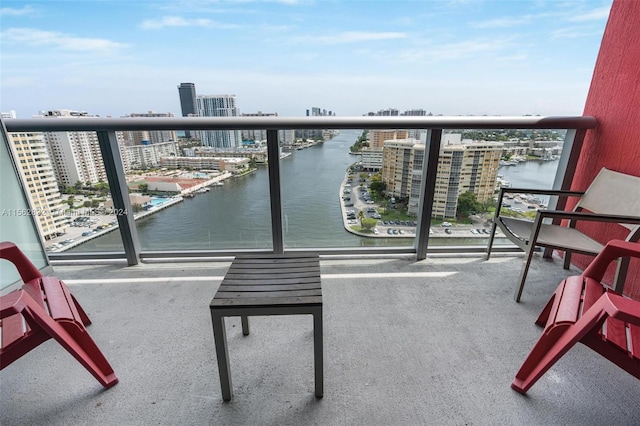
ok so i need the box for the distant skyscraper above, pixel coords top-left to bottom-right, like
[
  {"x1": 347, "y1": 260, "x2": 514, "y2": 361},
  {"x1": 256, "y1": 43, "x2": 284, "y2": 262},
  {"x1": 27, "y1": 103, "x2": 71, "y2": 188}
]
[
  {"x1": 197, "y1": 95, "x2": 242, "y2": 148},
  {"x1": 122, "y1": 111, "x2": 177, "y2": 145},
  {"x1": 178, "y1": 83, "x2": 197, "y2": 138},
  {"x1": 241, "y1": 111, "x2": 278, "y2": 142}
]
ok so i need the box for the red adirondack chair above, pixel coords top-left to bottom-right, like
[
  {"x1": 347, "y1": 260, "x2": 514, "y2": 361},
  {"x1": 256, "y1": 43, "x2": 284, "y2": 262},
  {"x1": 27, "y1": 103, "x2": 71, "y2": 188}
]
[
  {"x1": 512, "y1": 239, "x2": 640, "y2": 394},
  {"x1": 0, "y1": 241, "x2": 118, "y2": 388}
]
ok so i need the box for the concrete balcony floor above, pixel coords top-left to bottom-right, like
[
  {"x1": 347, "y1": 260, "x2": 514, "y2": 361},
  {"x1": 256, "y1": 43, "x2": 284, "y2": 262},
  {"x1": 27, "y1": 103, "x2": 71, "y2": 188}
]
[{"x1": 1, "y1": 253, "x2": 639, "y2": 425}]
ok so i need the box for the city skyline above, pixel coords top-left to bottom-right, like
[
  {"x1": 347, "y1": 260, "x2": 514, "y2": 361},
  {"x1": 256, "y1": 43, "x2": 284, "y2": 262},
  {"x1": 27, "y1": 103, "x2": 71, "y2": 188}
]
[{"x1": 1, "y1": 1, "x2": 611, "y2": 119}]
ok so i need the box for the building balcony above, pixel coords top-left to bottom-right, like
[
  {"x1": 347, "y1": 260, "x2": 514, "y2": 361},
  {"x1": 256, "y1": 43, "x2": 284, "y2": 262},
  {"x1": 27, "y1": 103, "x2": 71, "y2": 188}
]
[{"x1": 1, "y1": 253, "x2": 639, "y2": 425}]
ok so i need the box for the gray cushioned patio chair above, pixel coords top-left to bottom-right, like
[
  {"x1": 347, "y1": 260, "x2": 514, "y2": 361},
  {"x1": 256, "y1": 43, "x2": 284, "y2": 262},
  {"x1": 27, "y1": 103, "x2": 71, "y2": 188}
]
[{"x1": 486, "y1": 168, "x2": 640, "y2": 302}]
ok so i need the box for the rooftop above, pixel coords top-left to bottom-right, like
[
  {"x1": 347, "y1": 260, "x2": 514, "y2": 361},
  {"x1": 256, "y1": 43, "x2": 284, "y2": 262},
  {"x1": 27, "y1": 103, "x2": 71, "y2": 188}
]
[{"x1": 2, "y1": 253, "x2": 639, "y2": 425}]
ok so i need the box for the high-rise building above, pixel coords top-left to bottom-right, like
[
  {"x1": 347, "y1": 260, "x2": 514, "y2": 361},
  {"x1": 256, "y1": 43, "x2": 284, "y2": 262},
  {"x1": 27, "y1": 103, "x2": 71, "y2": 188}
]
[
  {"x1": 1, "y1": 110, "x2": 17, "y2": 119},
  {"x1": 121, "y1": 111, "x2": 177, "y2": 146},
  {"x1": 366, "y1": 108, "x2": 399, "y2": 116},
  {"x1": 241, "y1": 111, "x2": 278, "y2": 142},
  {"x1": 197, "y1": 95, "x2": 242, "y2": 148},
  {"x1": 178, "y1": 83, "x2": 197, "y2": 138},
  {"x1": 382, "y1": 136, "x2": 503, "y2": 219},
  {"x1": 5, "y1": 126, "x2": 67, "y2": 240},
  {"x1": 37, "y1": 110, "x2": 128, "y2": 187}
]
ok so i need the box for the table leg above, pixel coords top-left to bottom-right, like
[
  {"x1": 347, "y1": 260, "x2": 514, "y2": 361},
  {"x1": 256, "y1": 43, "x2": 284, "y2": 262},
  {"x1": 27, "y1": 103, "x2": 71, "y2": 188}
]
[
  {"x1": 313, "y1": 307, "x2": 324, "y2": 398},
  {"x1": 211, "y1": 312, "x2": 233, "y2": 401},
  {"x1": 241, "y1": 315, "x2": 250, "y2": 336}
]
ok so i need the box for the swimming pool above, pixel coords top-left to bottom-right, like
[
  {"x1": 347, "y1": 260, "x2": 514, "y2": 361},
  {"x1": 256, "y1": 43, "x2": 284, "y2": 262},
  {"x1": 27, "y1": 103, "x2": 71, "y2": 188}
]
[{"x1": 149, "y1": 197, "x2": 169, "y2": 207}]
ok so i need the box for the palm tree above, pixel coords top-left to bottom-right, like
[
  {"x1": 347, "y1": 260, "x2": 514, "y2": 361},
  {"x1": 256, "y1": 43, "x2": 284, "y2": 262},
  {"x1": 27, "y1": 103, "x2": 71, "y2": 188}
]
[{"x1": 357, "y1": 210, "x2": 365, "y2": 226}]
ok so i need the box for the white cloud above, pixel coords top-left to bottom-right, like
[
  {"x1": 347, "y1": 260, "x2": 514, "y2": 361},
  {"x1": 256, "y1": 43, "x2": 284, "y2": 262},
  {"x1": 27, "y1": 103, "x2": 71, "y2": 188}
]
[
  {"x1": 297, "y1": 31, "x2": 407, "y2": 45},
  {"x1": 569, "y1": 5, "x2": 610, "y2": 22},
  {"x1": 140, "y1": 16, "x2": 241, "y2": 29},
  {"x1": 551, "y1": 26, "x2": 602, "y2": 39},
  {"x1": 472, "y1": 16, "x2": 533, "y2": 29},
  {"x1": 397, "y1": 38, "x2": 514, "y2": 62},
  {"x1": 1, "y1": 28, "x2": 129, "y2": 52},
  {"x1": 0, "y1": 5, "x2": 37, "y2": 16}
]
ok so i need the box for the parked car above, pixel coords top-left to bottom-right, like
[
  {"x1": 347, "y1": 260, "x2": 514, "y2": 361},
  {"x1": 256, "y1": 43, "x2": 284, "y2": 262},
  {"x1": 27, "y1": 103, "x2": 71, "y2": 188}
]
[{"x1": 445, "y1": 229, "x2": 452, "y2": 234}]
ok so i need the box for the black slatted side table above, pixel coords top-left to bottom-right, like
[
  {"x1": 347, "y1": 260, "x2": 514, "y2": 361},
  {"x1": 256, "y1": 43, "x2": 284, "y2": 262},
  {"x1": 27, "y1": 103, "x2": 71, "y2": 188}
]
[{"x1": 210, "y1": 254, "x2": 323, "y2": 401}]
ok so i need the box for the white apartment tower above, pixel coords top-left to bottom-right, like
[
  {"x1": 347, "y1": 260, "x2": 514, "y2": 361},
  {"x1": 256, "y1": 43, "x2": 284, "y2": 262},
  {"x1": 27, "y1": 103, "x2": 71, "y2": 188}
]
[
  {"x1": 6, "y1": 130, "x2": 68, "y2": 240},
  {"x1": 197, "y1": 95, "x2": 242, "y2": 148},
  {"x1": 37, "y1": 110, "x2": 128, "y2": 188}
]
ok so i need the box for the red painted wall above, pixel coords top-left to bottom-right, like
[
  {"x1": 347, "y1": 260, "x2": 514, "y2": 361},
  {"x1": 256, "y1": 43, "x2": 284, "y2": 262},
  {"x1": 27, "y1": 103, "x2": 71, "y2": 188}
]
[{"x1": 569, "y1": 0, "x2": 640, "y2": 298}]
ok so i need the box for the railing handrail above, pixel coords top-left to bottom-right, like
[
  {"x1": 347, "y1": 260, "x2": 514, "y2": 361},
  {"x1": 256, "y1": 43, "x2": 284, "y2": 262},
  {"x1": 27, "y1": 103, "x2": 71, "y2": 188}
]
[{"x1": 4, "y1": 115, "x2": 597, "y2": 132}]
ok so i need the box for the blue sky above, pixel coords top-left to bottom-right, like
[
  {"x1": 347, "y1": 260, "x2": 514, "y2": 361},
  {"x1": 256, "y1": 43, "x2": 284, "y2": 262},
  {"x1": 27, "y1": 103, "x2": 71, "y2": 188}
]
[{"x1": 0, "y1": 0, "x2": 612, "y2": 118}]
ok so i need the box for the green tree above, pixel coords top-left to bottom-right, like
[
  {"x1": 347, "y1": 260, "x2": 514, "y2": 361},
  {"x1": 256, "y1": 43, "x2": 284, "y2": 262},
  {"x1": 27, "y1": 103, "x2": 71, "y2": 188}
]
[
  {"x1": 138, "y1": 183, "x2": 149, "y2": 193},
  {"x1": 66, "y1": 199, "x2": 75, "y2": 208},
  {"x1": 369, "y1": 180, "x2": 386, "y2": 196},
  {"x1": 457, "y1": 191, "x2": 482, "y2": 219},
  {"x1": 361, "y1": 218, "x2": 377, "y2": 232},
  {"x1": 357, "y1": 210, "x2": 365, "y2": 225},
  {"x1": 132, "y1": 203, "x2": 143, "y2": 213},
  {"x1": 95, "y1": 180, "x2": 110, "y2": 196},
  {"x1": 74, "y1": 181, "x2": 83, "y2": 190}
]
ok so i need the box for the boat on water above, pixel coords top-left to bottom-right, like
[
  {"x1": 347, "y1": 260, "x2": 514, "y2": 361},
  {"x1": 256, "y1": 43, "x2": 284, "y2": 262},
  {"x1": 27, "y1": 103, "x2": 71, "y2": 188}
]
[{"x1": 196, "y1": 188, "x2": 210, "y2": 193}]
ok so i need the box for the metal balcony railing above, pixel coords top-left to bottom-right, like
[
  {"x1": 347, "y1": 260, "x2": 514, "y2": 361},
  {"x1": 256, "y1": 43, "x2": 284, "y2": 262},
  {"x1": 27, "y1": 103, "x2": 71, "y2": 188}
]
[{"x1": 4, "y1": 116, "x2": 597, "y2": 265}]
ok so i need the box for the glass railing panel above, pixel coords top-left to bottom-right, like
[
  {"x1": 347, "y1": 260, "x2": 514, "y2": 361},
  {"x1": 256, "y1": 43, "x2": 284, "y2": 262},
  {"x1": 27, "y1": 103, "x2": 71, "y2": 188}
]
[
  {"x1": 56, "y1": 184, "x2": 126, "y2": 253},
  {"x1": 133, "y1": 168, "x2": 273, "y2": 251},
  {"x1": 429, "y1": 128, "x2": 565, "y2": 248},
  {"x1": 281, "y1": 129, "x2": 415, "y2": 249}
]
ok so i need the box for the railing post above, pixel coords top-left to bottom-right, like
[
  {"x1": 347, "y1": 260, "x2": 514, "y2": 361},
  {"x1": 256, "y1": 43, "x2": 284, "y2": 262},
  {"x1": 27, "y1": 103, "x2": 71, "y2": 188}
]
[
  {"x1": 551, "y1": 128, "x2": 587, "y2": 208},
  {"x1": 543, "y1": 128, "x2": 587, "y2": 258},
  {"x1": 266, "y1": 129, "x2": 284, "y2": 254},
  {"x1": 416, "y1": 129, "x2": 442, "y2": 260},
  {"x1": 97, "y1": 131, "x2": 140, "y2": 265}
]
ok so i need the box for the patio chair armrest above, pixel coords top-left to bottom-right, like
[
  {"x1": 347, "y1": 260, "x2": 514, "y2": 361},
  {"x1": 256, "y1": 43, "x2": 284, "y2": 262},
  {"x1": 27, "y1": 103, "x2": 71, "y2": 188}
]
[
  {"x1": 582, "y1": 240, "x2": 640, "y2": 282},
  {"x1": 535, "y1": 210, "x2": 640, "y2": 225},
  {"x1": 493, "y1": 188, "x2": 585, "y2": 219},
  {"x1": 498, "y1": 187, "x2": 585, "y2": 198}
]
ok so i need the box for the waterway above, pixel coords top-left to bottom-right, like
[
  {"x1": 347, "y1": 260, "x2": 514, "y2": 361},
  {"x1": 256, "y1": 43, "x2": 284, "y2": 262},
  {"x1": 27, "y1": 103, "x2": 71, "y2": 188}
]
[
  {"x1": 498, "y1": 160, "x2": 559, "y2": 191},
  {"x1": 74, "y1": 131, "x2": 560, "y2": 252}
]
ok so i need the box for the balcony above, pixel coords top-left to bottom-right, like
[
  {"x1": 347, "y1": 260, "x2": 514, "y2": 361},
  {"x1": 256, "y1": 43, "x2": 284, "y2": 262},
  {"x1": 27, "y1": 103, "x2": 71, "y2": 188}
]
[
  {"x1": 3, "y1": 1, "x2": 640, "y2": 420},
  {"x1": 2, "y1": 254, "x2": 639, "y2": 424}
]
